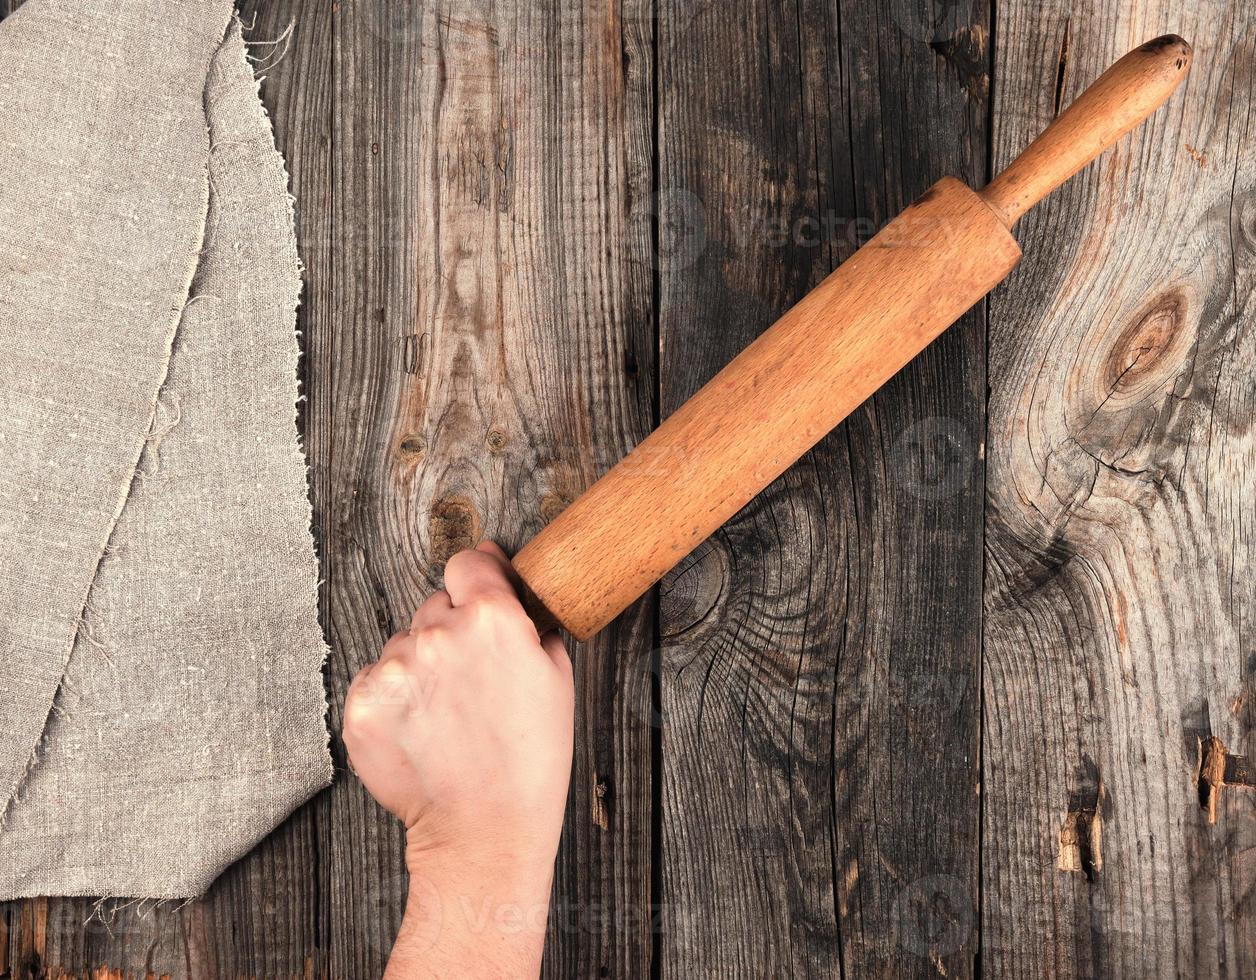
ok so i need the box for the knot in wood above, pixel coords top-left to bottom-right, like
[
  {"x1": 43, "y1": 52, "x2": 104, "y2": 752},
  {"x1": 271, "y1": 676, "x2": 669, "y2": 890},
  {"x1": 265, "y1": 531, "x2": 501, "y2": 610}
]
[
  {"x1": 429, "y1": 494, "x2": 481, "y2": 563},
  {"x1": 485, "y1": 428, "x2": 508, "y2": 453},
  {"x1": 1098, "y1": 290, "x2": 1189, "y2": 403},
  {"x1": 397, "y1": 434, "x2": 426, "y2": 460}
]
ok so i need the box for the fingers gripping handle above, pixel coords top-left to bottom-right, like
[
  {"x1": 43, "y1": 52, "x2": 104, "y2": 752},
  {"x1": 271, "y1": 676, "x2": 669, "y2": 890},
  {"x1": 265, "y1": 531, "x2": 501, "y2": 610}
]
[{"x1": 980, "y1": 34, "x2": 1193, "y2": 228}]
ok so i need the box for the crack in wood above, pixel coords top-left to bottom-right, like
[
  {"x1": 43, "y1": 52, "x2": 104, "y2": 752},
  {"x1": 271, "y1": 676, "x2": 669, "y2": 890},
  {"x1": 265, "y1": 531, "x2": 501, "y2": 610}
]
[
  {"x1": 1053, "y1": 19, "x2": 1072, "y2": 117},
  {"x1": 1058, "y1": 761, "x2": 1104, "y2": 882}
]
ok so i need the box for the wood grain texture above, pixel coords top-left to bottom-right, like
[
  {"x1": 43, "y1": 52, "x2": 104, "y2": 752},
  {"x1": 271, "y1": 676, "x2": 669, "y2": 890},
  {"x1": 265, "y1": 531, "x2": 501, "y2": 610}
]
[
  {"x1": 982, "y1": 2, "x2": 1255, "y2": 977},
  {"x1": 2, "y1": 1, "x2": 1253, "y2": 978},
  {"x1": 654, "y1": 0, "x2": 992, "y2": 976},
  {"x1": 326, "y1": 1, "x2": 656, "y2": 977}
]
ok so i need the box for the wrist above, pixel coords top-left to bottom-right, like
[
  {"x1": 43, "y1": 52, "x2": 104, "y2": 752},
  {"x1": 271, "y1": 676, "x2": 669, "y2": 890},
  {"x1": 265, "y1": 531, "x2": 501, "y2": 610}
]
[
  {"x1": 406, "y1": 823, "x2": 558, "y2": 885},
  {"x1": 400, "y1": 839, "x2": 555, "y2": 979}
]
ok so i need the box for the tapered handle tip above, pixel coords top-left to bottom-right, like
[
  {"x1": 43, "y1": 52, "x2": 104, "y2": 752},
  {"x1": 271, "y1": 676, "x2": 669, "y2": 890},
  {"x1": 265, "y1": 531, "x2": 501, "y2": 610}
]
[
  {"x1": 981, "y1": 33, "x2": 1194, "y2": 227},
  {"x1": 1137, "y1": 34, "x2": 1193, "y2": 71}
]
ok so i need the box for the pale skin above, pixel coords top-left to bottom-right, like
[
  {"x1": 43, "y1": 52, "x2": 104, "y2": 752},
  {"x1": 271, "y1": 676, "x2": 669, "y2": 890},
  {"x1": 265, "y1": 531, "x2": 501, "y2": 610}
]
[{"x1": 343, "y1": 542, "x2": 574, "y2": 979}]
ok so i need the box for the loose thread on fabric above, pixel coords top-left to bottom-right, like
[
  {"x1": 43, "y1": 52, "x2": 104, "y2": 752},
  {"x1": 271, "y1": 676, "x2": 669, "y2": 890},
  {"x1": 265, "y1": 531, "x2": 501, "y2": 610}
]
[
  {"x1": 245, "y1": 20, "x2": 294, "y2": 73},
  {"x1": 141, "y1": 390, "x2": 184, "y2": 477}
]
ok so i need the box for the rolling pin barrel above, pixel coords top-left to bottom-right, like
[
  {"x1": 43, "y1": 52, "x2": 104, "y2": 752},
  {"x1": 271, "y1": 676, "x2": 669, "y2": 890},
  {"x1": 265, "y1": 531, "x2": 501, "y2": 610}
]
[
  {"x1": 511, "y1": 34, "x2": 1192, "y2": 641},
  {"x1": 514, "y1": 179, "x2": 1021, "y2": 639}
]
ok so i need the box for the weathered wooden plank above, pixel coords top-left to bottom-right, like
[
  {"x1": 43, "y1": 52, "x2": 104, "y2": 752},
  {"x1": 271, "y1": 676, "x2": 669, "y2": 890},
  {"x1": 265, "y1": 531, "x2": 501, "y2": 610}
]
[
  {"x1": 327, "y1": 1, "x2": 655, "y2": 977},
  {"x1": 540, "y1": 3, "x2": 660, "y2": 976},
  {"x1": 655, "y1": 0, "x2": 990, "y2": 975},
  {"x1": 824, "y1": 7, "x2": 992, "y2": 974},
  {"x1": 1, "y1": 0, "x2": 658, "y2": 974},
  {"x1": 983, "y1": 1, "x2": 1255, "y2": 976}
]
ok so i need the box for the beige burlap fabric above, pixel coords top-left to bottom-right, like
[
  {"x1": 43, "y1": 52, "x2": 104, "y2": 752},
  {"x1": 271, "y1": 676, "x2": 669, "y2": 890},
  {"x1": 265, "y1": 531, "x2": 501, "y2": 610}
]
[{"x1": 0, "y1": 0, "x2": 331, "y2": 898}]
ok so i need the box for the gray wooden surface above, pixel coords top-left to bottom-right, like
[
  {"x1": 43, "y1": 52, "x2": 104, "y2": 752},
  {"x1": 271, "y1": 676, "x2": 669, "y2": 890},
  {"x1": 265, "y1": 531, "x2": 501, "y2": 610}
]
[{"x1": 0, "y1": 0, "x2": 1251, "y2": 978}]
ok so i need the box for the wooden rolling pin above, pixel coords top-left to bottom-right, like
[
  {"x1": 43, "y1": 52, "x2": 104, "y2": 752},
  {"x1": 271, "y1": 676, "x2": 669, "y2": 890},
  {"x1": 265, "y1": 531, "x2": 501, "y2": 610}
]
[{"x1": 511, "y1": 34, "x2": 1193, "y2": 640}]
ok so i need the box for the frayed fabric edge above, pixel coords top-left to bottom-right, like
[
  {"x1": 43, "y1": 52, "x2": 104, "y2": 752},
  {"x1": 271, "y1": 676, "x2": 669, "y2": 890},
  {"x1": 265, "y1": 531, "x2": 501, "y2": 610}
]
[{"x1": 234, "y1": 13, "x2": 335, "y2": 792}]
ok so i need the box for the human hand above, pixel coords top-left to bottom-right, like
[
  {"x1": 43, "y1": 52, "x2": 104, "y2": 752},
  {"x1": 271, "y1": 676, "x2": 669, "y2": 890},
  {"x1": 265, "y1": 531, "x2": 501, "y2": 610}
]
[
  {"x1": 342, "y1": 542, "x2": 574, "y2": 977},
  {"x1": 344, "y1": 541, "x2": 574, "y2": 871}
]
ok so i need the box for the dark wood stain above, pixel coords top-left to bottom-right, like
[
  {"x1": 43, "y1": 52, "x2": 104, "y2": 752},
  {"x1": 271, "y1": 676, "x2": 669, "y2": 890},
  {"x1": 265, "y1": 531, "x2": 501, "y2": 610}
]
[{"x1": 1, "y1": 1, "x2": 1252, "y2": 978}]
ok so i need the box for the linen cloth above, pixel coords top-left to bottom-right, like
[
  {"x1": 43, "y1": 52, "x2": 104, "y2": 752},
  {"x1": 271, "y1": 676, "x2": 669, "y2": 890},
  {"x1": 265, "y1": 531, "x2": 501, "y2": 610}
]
[{"x1": 0, "y1": 0, "x2": 331, "y2": 898}]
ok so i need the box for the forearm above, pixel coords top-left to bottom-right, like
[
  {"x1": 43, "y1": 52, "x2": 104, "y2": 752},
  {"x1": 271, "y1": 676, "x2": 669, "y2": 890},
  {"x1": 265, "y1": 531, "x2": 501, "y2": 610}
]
[{"x1": 386, "y1": 853, "x2": 555, "y2": 979}]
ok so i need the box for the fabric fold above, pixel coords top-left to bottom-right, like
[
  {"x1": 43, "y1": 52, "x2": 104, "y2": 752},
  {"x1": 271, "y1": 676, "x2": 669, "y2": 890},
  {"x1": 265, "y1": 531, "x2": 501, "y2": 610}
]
[{"x1": 0, "y1": 1, "x2": 331, "y2": 898}]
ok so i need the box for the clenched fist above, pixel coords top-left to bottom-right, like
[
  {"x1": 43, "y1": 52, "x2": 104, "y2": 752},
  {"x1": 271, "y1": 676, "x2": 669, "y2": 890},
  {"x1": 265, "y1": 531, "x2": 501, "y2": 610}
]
[{"x1": 343, "y1": 542, "x2": 574, "y2": 979}]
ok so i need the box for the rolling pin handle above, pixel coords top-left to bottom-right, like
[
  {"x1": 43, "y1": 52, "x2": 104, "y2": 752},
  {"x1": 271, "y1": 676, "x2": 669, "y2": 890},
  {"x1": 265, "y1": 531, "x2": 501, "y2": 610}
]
[{"x1": 980, "y1": 34, "x2": 1192, "y2": 228}]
